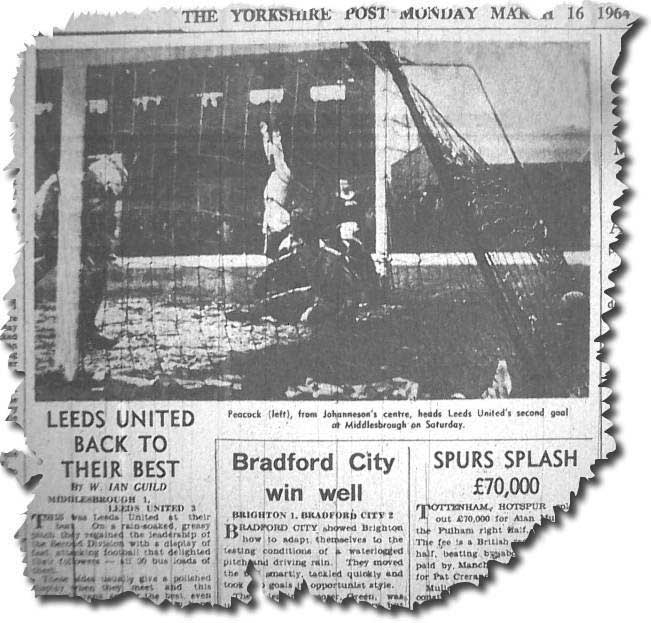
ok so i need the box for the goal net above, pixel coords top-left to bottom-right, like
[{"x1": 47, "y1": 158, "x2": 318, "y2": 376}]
[{"x1": 366, "y1": 42, "x2": 589, "y2": 398}]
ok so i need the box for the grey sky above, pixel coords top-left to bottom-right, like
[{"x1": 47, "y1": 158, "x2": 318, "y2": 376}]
[{"x1": 389, "y1": 41, "x2": 590, "y2": 163}]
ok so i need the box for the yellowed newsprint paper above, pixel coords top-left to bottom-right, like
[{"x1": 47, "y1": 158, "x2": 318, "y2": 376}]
[{"x1": 1, "y1": 2, "x2": 634, "y2": 609}]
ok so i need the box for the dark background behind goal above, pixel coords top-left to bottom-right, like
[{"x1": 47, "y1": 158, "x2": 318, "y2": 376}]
[{"x1": 34, "y1": 46, "x2": 589, "y2": 257}]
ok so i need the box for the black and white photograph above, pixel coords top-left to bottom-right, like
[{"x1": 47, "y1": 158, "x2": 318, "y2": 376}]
[
  {"x1": 1, "y1": 1, "x2": 646, "y2": 617},
  {"x1": 33, "y1": 39, "x2": 591, "y2": 401}
]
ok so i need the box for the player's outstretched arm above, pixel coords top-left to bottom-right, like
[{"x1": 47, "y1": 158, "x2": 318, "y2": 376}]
[{"x1": 260, "y1": 121, "x2": 272, "y2": 164}]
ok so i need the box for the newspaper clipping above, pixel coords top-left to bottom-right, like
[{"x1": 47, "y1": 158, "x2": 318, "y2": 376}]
[{"x1": 1, "y1": 2, "x2": 633, "y2": 609}]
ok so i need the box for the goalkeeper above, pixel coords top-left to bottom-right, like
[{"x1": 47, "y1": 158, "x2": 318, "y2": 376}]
[{"x1": 332, "y1": 177, "x2": 364, "y2": 253}]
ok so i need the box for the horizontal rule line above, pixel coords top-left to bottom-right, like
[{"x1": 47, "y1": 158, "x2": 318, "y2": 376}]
[
  {"x1": 216, "y1": 437, "x2": 594, "y2": 443},
  {"x1": 50, "y1": 26, "x2": 630, "y2": 37}
]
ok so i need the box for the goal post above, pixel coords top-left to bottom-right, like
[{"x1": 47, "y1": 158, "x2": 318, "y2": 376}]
[
  {"x1": 54, "y1": 60, "x2": 86, "y2": 381},
  {"x1": 374, "y1": 65, "x2": 390, "y2": 279}
]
